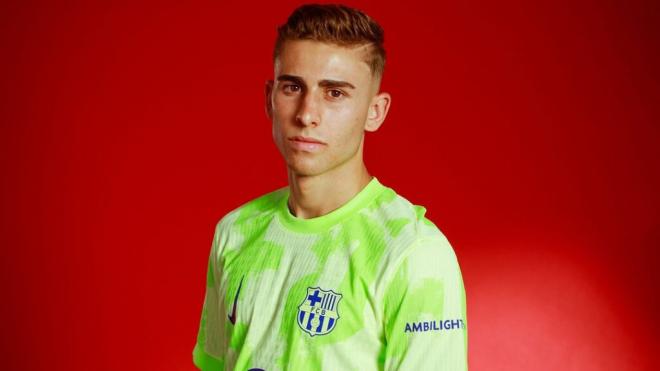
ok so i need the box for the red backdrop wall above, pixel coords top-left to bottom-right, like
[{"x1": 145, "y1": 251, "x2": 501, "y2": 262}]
[{"x1": 1, "y1": 1, "x2": 658, "y2": 370}]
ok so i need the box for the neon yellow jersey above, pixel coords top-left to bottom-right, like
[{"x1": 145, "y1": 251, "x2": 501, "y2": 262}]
[{"x1": 193, "y1": 177, "x2": 467, "y2": 370}]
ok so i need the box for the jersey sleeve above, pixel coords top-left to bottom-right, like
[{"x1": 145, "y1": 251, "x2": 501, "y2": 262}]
[
  {"x1": 381, "y1": 234, "x2": 468, "y2": 370},
  {"x1": 193, "y1": 223, "x2": 226, "y2": 371}
]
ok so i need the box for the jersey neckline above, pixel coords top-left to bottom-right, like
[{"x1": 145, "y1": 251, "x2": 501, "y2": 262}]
[{"x1": 277, "y1": 176, "x2": 386, "y2": 233}]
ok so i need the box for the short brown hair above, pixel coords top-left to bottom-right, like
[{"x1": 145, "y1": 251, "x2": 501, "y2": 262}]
[{"x1": 274, "y1": 4, "x2": 386, "y2": 78}]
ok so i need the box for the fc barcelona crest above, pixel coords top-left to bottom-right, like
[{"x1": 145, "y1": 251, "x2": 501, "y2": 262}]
[{"x1": 297, "y1": 287, "x2": 342, "y2": 336}]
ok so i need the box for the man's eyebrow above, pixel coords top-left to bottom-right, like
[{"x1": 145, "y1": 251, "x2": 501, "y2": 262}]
[
  {"x1": 276, "y1": 75, "x2": 355, "y2": 90},
  {"x1": 277, "y1": 75, "x2": 306, "y2": 87},
  {"x1": 319, "y1": 79, "x2": 355, "y2": 89}
]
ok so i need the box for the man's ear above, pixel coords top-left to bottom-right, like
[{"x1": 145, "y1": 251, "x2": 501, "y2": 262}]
[
  {"x1": 365, "y1": 92, "x2": 391, "y2": 132},
  {"x1": 265, "y1": 80, "x2": 274, "y2": 119}
]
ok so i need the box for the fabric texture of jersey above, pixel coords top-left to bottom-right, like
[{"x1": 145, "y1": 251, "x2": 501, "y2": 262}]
[{"x1": 193, "y1": 177, "x2": 467, "y2": 370}]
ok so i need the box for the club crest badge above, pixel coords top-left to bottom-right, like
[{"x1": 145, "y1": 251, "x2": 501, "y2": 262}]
[{"x1": 297, "y1": 287, "x2": 342, "y2": 336}]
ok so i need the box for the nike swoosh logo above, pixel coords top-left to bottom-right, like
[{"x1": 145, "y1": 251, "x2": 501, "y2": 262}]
[{"x1": 228, "y1": 276, "x2": 244, "y2": 325}]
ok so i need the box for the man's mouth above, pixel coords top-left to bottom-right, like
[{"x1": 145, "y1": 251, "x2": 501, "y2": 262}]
[
  {"x1": 289, "y1": 136, "x2": 325, "y2": 144},
  {"x1": 288, "y1": 136, "x2": 326, "y2": 151}
]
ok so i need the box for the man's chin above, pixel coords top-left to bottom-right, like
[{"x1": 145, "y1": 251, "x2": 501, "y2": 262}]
[{"x1": 286, "y1": 161, "x2": 326, "y2": 178}]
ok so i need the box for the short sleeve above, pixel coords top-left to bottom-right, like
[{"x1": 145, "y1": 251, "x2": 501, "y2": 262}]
[
  {"x1": 193, "y1": 224, "x2": 226, "y2": 370},
  {"x1": 382, "y1": 235, "x2": 468, "y2": 370}
]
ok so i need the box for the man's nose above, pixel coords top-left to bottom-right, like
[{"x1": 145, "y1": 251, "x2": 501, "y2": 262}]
[{"x1": 296, "y1": 90, "x2": 321, "y2": 127}]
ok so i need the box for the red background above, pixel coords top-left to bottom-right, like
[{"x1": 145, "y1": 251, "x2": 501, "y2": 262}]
[{"x1": 1, "y1": 0, "x2": 658, "y2": 370}]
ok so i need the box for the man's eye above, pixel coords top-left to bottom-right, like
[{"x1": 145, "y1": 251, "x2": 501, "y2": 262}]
[
  {"x1": 282, "y1": 84, "x2": 301, "y2": 93},
  {"x1": 327, "y1": 89, "x2": 345, "y2": 98}
]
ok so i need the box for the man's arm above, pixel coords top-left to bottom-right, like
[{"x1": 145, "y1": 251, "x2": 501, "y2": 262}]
[
  {"x1": 193, "y1": 223, "x2": 226, "y2": 371},
  {"x1": 382, "y1": 234, "x2": 468, "y2": 370}
]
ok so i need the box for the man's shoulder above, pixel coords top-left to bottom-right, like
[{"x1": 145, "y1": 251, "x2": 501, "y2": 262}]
[
  {"x1": 364, "y1": 184, "x2": 454, "y2": 279},
  {"x1": 369, "y1": 185, "x2": 447, "y2": 242},
  {"x1": 214, "y1": 186, "x2": 288, "y2": 236},
  {"x1": 368, "y1": 185, "x2": 456, "y2": 294}
]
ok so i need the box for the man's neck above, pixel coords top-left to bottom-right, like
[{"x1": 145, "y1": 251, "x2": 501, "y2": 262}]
[{"x1": 287, "y1": 162, "x2": 373, "y2": 219}]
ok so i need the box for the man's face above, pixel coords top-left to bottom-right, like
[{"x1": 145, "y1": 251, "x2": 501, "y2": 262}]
[{"x1": 267, "y1": 40, "x2": 382, "y2": 178}]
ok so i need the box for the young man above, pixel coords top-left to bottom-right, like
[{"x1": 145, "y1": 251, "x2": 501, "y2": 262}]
[{"x1": 193, "y1": 4, "x2": 467, "y2": 370}]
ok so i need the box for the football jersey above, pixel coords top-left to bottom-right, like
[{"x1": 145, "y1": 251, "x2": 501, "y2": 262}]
[{"x1": 193, "y1": 177, "x2": 467, "y2": 370}]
